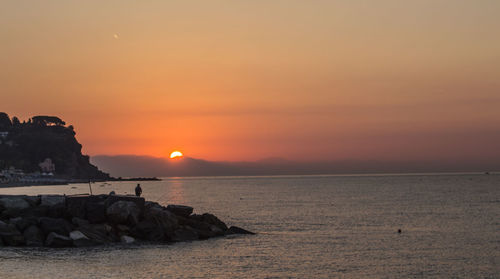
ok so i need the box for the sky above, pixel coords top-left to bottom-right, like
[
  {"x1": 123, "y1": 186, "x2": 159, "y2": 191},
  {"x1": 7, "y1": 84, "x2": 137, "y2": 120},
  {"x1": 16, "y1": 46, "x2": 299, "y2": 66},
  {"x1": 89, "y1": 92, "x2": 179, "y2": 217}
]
[{"x1": 1, "y1": 0, "x2": 499, "y2": 163}]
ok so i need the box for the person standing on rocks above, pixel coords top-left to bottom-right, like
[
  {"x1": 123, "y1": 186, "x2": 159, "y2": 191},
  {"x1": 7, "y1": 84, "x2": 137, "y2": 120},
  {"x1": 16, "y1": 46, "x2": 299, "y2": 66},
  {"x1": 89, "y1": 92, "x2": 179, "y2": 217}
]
[{"x1": 135, "y1": 183, "x2": 142, "y2": 197}]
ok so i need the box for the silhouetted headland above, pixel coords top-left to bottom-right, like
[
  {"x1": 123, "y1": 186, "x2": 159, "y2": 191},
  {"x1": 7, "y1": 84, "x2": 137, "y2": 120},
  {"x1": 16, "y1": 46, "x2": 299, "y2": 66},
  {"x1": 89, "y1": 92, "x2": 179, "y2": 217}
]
[{"x1": 0, "y1": 112, "x2": 158, "y2": 187}]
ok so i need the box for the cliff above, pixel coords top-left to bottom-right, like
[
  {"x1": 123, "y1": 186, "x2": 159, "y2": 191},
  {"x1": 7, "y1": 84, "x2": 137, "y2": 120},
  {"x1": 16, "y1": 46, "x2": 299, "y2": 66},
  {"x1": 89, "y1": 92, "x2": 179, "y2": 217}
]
[{"x1": 0, "y1": 112, "x2": 109, "y2": 180}]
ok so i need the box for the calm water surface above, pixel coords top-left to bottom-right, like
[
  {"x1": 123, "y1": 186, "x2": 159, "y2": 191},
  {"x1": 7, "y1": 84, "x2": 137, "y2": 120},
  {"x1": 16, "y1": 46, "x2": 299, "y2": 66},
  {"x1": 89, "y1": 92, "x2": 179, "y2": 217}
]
[{"x1": 0, "y1": 174, "x2": 499, "y2": 278}]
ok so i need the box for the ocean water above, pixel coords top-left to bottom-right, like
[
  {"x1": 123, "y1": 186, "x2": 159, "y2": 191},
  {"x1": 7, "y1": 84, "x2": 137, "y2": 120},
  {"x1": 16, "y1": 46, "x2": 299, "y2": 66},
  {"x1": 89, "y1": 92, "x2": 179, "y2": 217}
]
[{"x1": 0, "y1": 174, "x2": 498, "y2": 278}]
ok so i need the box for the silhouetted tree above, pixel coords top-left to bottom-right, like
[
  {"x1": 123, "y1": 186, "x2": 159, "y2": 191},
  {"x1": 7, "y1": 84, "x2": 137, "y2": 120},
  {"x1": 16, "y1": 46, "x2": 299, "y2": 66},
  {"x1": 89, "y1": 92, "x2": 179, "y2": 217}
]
[
  {"x1": 12, "y1": 116, "x2": 21, "y2": 127},
  {"x1": 0, "y1": 113, "x2": 12, "y2": 130},
  {"x1": 31, "y1": 116, "x2": 66, "y2": 127}
]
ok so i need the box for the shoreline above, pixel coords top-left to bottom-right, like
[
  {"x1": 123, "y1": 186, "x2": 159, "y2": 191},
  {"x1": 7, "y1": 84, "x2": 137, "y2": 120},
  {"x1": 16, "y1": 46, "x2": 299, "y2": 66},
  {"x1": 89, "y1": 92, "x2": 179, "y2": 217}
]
[{"x1": 0, "y1": 177, "x2": 161, "y2": 189}]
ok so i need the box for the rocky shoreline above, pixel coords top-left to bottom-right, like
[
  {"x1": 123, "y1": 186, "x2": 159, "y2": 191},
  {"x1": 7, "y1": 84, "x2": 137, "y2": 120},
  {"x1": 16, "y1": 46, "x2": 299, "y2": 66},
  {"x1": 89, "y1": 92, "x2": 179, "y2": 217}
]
[{"x1": 0, "y1": 194, "x2": 254, "y2": 247}]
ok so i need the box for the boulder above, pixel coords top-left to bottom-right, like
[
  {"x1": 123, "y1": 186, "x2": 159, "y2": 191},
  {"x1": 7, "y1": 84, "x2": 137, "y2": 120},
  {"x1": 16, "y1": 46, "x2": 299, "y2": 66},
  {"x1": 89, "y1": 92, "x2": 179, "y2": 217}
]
[
  {"x1": 0, "y1": 220, "x2": 25, "y2": 246},
  {"x1": 18, "y1": 205, "x2": 49, "y2": 218},
  {"x1": 66, "y1": 195, "x2": 88, "y2": 219},
  {"x1": 72, "y1": 217, "x2": 89, "y2": 227},
  {"x1": 209, "y1": 225, "x2": 225, "y2": 236},
  {"x1": 77, "y1": 224, "x2": 116, "y2": 244},
  {"x1": 171, "y1": 227, "x2": 199, "y2": 242},
  {"x1": 38, "y1": 217, "x2": 73, "y2": 236},
  {"x1": 185, "y1": 215, "x2": 225, "y2": 238},
  {"x1": 23, "y1": 225, "x2": 44, "y2": 247},
  {"x1": 105, "y1": 195, "x2": 145, "y2": 214},
  {"x1": 194, "y1": 228, "x2": 216, "y2": 240},
  {"x1": 120, "y1": 235, "x2": 135, "y2": 244},
  {"x1": 115, "y1": 224, "x2": 131, "y2": 237},
  {"x1": 23, "y1": 196, "x2": 41, "y2": 207},
  {"x1": 86, "y1": 201, "x2": 106, "y2": 224},
  {"x1": 106, "y1": 201, "x2": 140, "y2": 226},
  {"x1": 41, "y1": 195, "x2": 66, "y2": 218},
  {"x1": 9, "y1": 216, "x2": 37, "y2": 232},
  {"x1": 145, "y1": 207, "x2": 179, "y2": 235},
  {"x1": 144, "y1": 201, "x2": 162, "y2": 210},
  {"x1": 0, "y1": 197, "x2": 30, "y2": 211},
  {"x1": 131, "y1": 220, "x2": 166, "y2": 242},
  {"x1": 45, "y1": 232, "x2": 73, "y2": 247},
  {"x1": 185, "y1": 219, "x2": 211, "y2": 233},
  {"x1": 69, "y1": 230, "x2": 99, "y2": 247},
  {"x1": 166, "y1": 205, "x2": 193, "y2": 217},
  {"x1": 201, "y1": 213, "x2": 228, "y2": 231},
  {"x1": 116, "y1": 224, "x2": 130, "y2": 232},
  {"x1": 226, "y1": 226, "x2": 255, "y2": 235},
  {"x1": 40, "y1": 195, "x2": 65, "y2": 207}
]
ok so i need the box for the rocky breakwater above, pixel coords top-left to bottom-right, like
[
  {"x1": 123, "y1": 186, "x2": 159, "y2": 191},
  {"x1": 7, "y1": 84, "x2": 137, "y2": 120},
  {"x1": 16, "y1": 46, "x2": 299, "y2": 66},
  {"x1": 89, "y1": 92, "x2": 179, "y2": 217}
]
[{"x1": 0, "y1": 194, "x2": 254, "y2": 248}]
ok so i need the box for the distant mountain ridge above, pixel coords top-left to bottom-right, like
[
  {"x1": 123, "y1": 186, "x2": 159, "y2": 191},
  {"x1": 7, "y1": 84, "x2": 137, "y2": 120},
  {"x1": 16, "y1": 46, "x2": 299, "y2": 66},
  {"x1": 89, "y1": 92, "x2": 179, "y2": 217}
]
[
  {"x1": 90, "y1": 154, "x2": 499, "y2": 178},
  {"x1": 0, "y1": 112, "x2": 110, "y2": 180}
]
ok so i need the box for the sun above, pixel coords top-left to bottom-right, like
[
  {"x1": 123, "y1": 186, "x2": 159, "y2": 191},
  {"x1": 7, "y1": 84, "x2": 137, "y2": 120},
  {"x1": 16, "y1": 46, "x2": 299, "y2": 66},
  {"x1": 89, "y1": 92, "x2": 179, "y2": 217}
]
[{"x1": 170, "y1": 151, "x2": 183, "y2": 159}]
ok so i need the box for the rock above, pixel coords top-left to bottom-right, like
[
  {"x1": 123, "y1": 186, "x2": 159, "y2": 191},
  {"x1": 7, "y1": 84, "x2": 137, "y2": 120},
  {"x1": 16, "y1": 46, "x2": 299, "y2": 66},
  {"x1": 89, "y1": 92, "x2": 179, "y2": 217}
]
[
  {"x1": 145, "y1": 207, "x2": 179, "y2": 235},
  {"x1": 0, "y1": 194, "x2": 243, "y2": 247},
  {"x1": 45, "y1": 232, "x2": 73, "y2": 247},
  {"x1": 144, "y1": 201, "x2": 162, "y2": 210},
  {"x1": 106, "y1": 201, "x2": 140, "y2": 226},
  {"x1": 0, "y1": 220, "x2": 25, "y2": 246},
  {"x1": 69, "y1": 230, "x2": 99, "y2": 247},
  {"x1": 77, "y1": 224, "x2": 116, "y2": 244},
  {"x1": 131, "y1": 220, "x2": 166, "y2": 242},
  {"x1": 115, "y1": 224, "x2": 131, "y2": 237},
  {"x1": 41, "y1": 195, "x2": 66, "y2": 218},
  {"x1": 184, "y1": 216, "x2": 224, "y2": 239},
  {"x1": 26, "y1": 206, "x2": 49, "y2": 218},
  {"x1": 194, "y1": 228, "x2": 216, "y2": 240},
  {"x1": 39, "y1": 217, "x2": 73, "y2": 236},
  {"x1": 23, "y1": 225, "x2": 44, "y2": 247},
  {"x1": 9, "y1": 216, "x2": 37, "y2": 231},
  {"x1": 226, "y1": 226, "x2": 255, "y2": 235},
  {"x1": 86, "y1": 201, "x2": 106, "y2": 224},
  {"x1": 0, "y1": 197, "x2": 30, "y2": 211},
  {"x1": 209, "y1": 225, "x2": 225, "y2": 236},
  {"x1": 41, "y1": 195, "x2": 65, "y2": 207},
  {"x1": 72, "y1": 217, "x2": 89, "y2": 227},
  {"x1": 116, "y1": 224, "x2": 130, "y2": 232},
  {"x1": 105, "y1": 195, "x2": 145, "y2": 214},
  {"x1": 66, "y1": 195, "x2": 88, "y2": 219},
  {"x1": 166, "y1": 205, "x2": 193, "y2": 217},
  {"x1": 185, "y1": 215, "x2": 210, "y2": 229},
  {"x1": 120, "y1": 235, "x2": 135, "y2": 244},
  {"x1": 201, "y1": 213, "x2": 228, "y2": 231},
  {"x1": 23, "y1": 196, "x2": 41, "y2": 207},
  {"x1": 171, "y1": 227, "x2": 199, "y2": 242}
]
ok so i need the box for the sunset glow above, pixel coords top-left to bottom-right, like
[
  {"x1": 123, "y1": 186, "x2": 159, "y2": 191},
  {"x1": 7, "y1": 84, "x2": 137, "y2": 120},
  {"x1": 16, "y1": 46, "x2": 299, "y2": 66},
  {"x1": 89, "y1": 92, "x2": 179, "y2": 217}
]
[{"x1": 1, "y1": 1, "x2": 499, "y2": 164}]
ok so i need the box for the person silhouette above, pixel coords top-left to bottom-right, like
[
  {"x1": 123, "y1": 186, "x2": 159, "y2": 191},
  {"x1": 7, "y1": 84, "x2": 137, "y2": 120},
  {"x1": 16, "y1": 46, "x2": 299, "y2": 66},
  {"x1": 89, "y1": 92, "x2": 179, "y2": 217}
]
[{"x1": 135, "y1": 183, "x2": 142, "y2": 197}]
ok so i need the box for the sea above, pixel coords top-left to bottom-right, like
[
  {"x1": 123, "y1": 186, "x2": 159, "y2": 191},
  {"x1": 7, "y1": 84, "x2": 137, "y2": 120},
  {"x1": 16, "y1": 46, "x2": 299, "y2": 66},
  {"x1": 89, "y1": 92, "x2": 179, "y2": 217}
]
[{"x1": 0, "y1": 173, "x2": 498, "y2": 278}]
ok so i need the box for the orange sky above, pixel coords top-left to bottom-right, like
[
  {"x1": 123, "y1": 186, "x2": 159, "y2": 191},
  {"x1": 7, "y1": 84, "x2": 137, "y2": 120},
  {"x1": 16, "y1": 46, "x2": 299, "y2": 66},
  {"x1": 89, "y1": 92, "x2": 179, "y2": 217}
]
[{"x1": 1, "y1": 1, "x2": 499, "y2": 162}]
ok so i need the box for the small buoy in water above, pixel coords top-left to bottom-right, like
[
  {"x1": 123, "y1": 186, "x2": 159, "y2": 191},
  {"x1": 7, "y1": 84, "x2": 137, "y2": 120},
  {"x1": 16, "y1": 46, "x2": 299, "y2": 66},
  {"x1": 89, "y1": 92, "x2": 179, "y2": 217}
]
[{"x1": 398, "y1": 229, "x2": 402, "y2": 234}]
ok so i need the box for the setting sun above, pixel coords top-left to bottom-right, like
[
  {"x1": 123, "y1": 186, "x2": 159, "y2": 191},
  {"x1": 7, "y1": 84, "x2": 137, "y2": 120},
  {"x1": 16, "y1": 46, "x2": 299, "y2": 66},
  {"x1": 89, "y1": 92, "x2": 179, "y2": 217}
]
[{"x1": 170, "y1": 151, "x2": 183, "y2": 159}]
